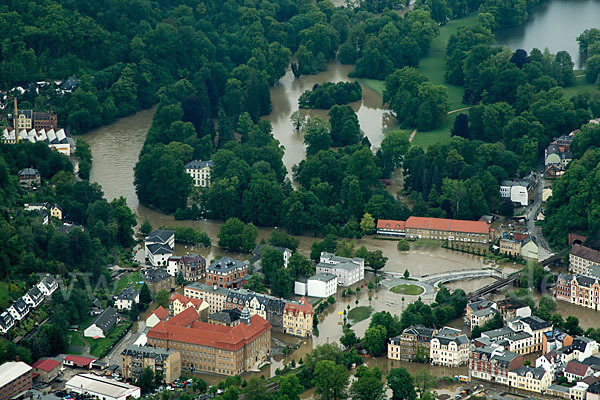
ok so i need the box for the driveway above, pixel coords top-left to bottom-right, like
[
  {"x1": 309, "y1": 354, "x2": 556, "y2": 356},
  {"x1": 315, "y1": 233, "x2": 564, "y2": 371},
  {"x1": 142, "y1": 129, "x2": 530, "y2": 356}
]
[
  {"x1": 525, "y1": 169, "x2": 553, "y2": 262},
  {"x1": 102, "y1": 320, "x2": 146, "y2": 367}
]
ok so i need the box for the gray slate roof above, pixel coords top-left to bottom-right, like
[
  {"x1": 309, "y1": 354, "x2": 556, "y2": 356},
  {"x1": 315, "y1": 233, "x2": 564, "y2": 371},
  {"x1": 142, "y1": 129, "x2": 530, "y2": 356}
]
[
  {"x1": 208, "y1": 257, "x2": 248, "y2": 273},
  {"x1": 122, "y1": 345, "x2": 173, "y2": 361},
  {"x1": 145, "y1": 230, "x2": 175, "y2": 244},
  {"x1": 147, "y1": 243, "x2": 173, "y2": 255},
  {"x1": 142, "y1": 268, "x2": 171, "y2": 282},
  {"x1": 309, "y1": 273, "x2": 337, "y2": 283},
  {"x1": 185, "y1": 160, "x2": 213, "y2": 169},
  {"x1": 90, "y1": 307, "x2": 119, "y2": 334}
]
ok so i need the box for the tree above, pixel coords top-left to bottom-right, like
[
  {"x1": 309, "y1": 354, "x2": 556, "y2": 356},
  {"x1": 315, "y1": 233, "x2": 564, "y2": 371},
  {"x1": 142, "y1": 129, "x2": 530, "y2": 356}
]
[
  {"x1": 291, "y1": 110, "x2": 307, "y2": 131},
  {"x1": 139, "y1": 283, "x2": 152, "y2": 307},
  {"x1": 388, "y1": 368, "x2": 417, "y2": 400},
  {"x1": 380, "y1": 130, "x2": 410, "y2": 170},
  {"x1": 193, "y1": 378, "x2": 208, "y2": 393},
  {"x1": 136, "y1": 367, "x2": 155, "y2": 393},
  {"x1": 218, "y1": 218, "x2": 258, "y2": 252},
  {"x1": 176, "y1": 270, "x2": 185, "y2": 285},
  {"x1": 140, "y1": 218, "x2": 153, "y2": 236},
  {"x1": 451, "y1": 113, "x2": 470, "y2": 138},
  {"x1": 398, "y1": 240, "x2": 410, "y2": 251},
  {"x1": 155, "y1": 290, "x2": 169, "y2": 308},
  {"x1": 278, "y1": 375, "x2": 303, "y2": 400},
  {"x1": 303, "y1": 116, "x2": 332, "y2": 156},
  {"x1": 288, "y1": 253, "x2": 314, "y2": 280},
  {"x1": 329, "y1": 105, "x2": 361, "y2": 146},
  {"x1": 365, "y1": 324, "x2": 387, "y2": 355},
  {"x1": 350, "y1": 366, "x2": 385, "y2": 400},
  {"x1": 269, "y1": 230, "x2": 300, "y2": 252},
  {"x1": 414, "y1": 369, "x2": 436, "y2": 396},
  {"x1": 340, "y1": 325, "x2": 359, "y2": 348},
  {"x1": 565, "y1": 316, "x2": 584, "y2": 336},
  {"x1": 243, "y1": 378, "x2": 268, "y2": 400},
  {"x1": 360, "y1": 213, "x2": 376, "y2": 235},
  {"x1": 585, "y1": 55, "x2": 600, "y2": 84},
  {"x1": 313, "y1": 360, "x2": 349, "y2": 400}
]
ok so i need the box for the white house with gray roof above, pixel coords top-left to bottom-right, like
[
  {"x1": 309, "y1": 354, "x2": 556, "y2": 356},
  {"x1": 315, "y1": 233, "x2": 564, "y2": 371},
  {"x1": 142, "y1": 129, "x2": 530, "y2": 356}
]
[
  {"x1": 145, "y1": 230, "x2": 175, "y2": 266},
  {"x1": 430, "y1": 326, "x2": 470, "y2": 367},
  {"x1": 84, "y1": 307, "x2": 120, "y2": 338},
  {"x1": 185, "y1": 160, "x2": 213, "y2": 187},
  {"x1": 307, "y1": 273, "x2": 338, "y2": 298},
  {"x1": 317, "y1": 252, "x2": 364, "y2": 287},
  {"x1": 114, "y1": 286, "x2": 139, "y2": 311}
]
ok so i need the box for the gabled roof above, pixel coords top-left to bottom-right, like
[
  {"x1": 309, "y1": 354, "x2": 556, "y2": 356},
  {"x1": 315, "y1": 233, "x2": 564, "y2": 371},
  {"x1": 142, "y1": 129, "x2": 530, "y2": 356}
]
[
  {"x1": 406, "y1": 216, "x2": 490, "y2": 234},
  {"x1": 142, "y1": 267, "x2": 171, "y2": 282},
  {"x1": 185, "y1": 160, "x2": 213, "y2": 169},
  {"x1": 376, "y1": 219, "x2": 406, "y2": 230},
  {"x1": 64, "y1": 355, "x2": 96, "y2": 366},
  {"x1": 32, "y1": 358, "x2": 61, "y2": 372},
  {"x1": 512, "y1": 365, "x2": 547, "y2": 379},
  {"x1": 284, "y1": 297, "x2": 313, "y2": 316},
  {"x1": 166, "y1": 307, "x2": 199, "y2": 327},
  {"x1": 208, "y1": 257, "x2": 248, "y2": 273},
  {"x1": 570, "y1": 244, "x2": 600, "y2": 264},
  {"x1": 122, "y1": 345, "x2": 173, "y2": 361},
  {"x1": 90, "y1": 307, "x2": 119, "y2": 333},
  {"x1": 150, "y1": 306, "x2": 169, "y2": 321},
  {"x1": 12, "y1": 298, "x2": 29, "y2": 314},
  {"x1": 209, "y1": 309, "x2": 241, "y2": 324},
  {"x1": 27, "y1": 286, "x2": 43, "y2": 301},
  {"x1": 116, "y1": 286, "x2": 139, "y2": 301},
  {"x1": 170, "y1": 294, "x2": 204, "y2": 310},
  {"x1": 565, "y1": 360, "x2": 591, "y2": 376},
  {"x1": 145, "y1": 229, "x2": 175, "y2": 244},
  {"x1": 18, "y1": 167, "x2": 39, "y2": 176},
  {"x1": 147, "y1": 243, "x2": 173, "y2": 255}
]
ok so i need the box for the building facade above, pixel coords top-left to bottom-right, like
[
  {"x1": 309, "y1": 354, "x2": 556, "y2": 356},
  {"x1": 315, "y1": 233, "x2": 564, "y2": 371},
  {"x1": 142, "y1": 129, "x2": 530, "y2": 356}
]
[
  {"x1": 179, "y1": 254, "x2": 206, "y2": 281},
  {"x1": 0, "y1": 361, "x2": 32, "y2": 400},
  {"x1": 33, "y1": 111, "x2": 58, "y2": 130},
  {"x1": 142, "y1": 268, "x2": 173, "y2": 294},
  {"x1": 499, "y1": 239, "x2": 522, "y2": 257},
  {"x1": 388, "y1": 326, "x2": 436, "y2": 362},
  {"x1": 147, "y1": 309, "x2": 271, "y2": 376},
  {"x1": 405, "y1": 217, "x2": 491, "y2": 243},
  {"x1": 170, "y1": 294, "x2": 209, "y2": 321},
  {"x1": 316, "y1": 253, "x2": 364, "y2": 287},
  {"x1": 115, "y1": 286, "x2": 139, "y2": 311},
  {"x1": 121, "y1": 345, "x2": 181, "y2": 383},
  {"x1": 430, "y1": 327, "x2": 470, "y2": 367},
  {"x1": 283, "y1": 298, "x2": 313, "y2": 337},
  {"x1": 470, "y1": 345, "x2": 523, "y2": 386},
  {"x1": 185, "y1": 160, "x2": 213, "y2": 187},
  {"x1": 507, "y1": 366, "x2": 552, "y2": 393},
  {"x1": 225, "y1": 290, "x2": 286, "y2": 333},
  {"x1": 184, "y1": 283, "x2": 229, "y2": 314},
  {"x1": 307, "y1": 273, "x2": 338, "y2": 298},
  {"x1": 31, "y1": 359, "x2": 61, "y2": 383},
  {"x1": 569, "y1": 244, "x2": 600, "y2": 275},
  {"x1": 206, "y1": 257, "x2": 249, "y2": 289}
]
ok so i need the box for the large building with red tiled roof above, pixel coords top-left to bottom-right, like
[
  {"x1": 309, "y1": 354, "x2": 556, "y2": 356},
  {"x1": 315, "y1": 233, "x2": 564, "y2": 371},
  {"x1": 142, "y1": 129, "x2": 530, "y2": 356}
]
[
  {"x1": 376, "y1": 220, "x2": 406, "y2": 236},
  {"x1": 147, "y1": 307, "x2": 271, "y2": 376},
  {"x1": 405, "y1": 216, "x2": 491, "y2": 243},
  {"x1": 283, "y1": 297, "x2": 313, "y2": 337},
  {"x1": 32, "y1": 358, "x2": 61, "y2": 383}
]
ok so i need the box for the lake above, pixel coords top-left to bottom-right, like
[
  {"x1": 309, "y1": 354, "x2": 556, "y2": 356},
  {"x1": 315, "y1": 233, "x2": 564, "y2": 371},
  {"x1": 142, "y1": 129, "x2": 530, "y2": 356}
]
[{"x1": 495, "y1": 0, "x2": 600, "y2": 68}]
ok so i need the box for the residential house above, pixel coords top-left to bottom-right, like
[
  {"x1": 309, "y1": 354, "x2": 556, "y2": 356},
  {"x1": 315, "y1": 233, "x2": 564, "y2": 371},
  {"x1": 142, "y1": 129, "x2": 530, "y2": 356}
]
[
  {"x1": 387, "y1": 325, "x2": 436, "y2": 362},
  {"x1": 471, "y1": 307, "x2": 498, "y2": 328},
  {"x1": 317, "y1": 253, "x2": 364, "y2": 287},
  {"x1": 588, "y1": 381, "x2": 600, "y2": 400},
  {"x1": 22, "y1": 286, "x2": 44, "y2": 308},
  {"x1": 252, "y1": 244, "x2": 292, "y2": 269},
  {"x1": 206, "y1": 257, "x2": 249, "y2": 289},
  {"x1": 564, "y1": 360, "x2": 593, "y2": 382},
  {"x1": 558, "y1": 336, "x2": 599, "y2": 363},
  {"x1": 499, "y1": 176, "x2": 535, "y2": 206},
  {"x1": 32, "y1": 358, "x2": 62, "y2": 383},
  {"x1": 184, "y1": 282, "x2": 229, "y2": 314},
  {"x1": 307, "y1": 273, "x2": 338, "y2": 298},
  {"x1": 507, "y1": 315, "x2": 552, "y2": 352},
  {"x1": 521, "y1": 237, "x2": 539, "y2": 260},
  {"x1": 167, "y1": 256, "x2": 180, "y2": 277},
  {"x1": 542, "y1": 329, "x2": 572, "y2": 353},
  {"x1": 145, "y1": 230, "x2": 175, "y2": 266},
  {"x1": 141, "y1": 268, "x2": 173, "y2": 294},
  {"x1": 178, "y1": 254, "x2": 206, "y2": 282},
  {"x1": 147, "y1": 307, "x2": 271, "y2": 376},
  {"x1": 170, "y1": 293, "x2": 209, "y2": 321},
  {"x1": 84, "y1": 307, "x2": 120, "y2": 338},
  {"x1": 507, "y1": 366, "x2": 552, "y2": 393},
  {"x1": 0, "y1": 361, "x2": 33, "y2": 400},
  {"x1": 0, "y1": 311, "x2": 15, "y2": 334},
  {"x1": 469, "y1": 344, "x2": 524, "y2": 386},
  {"x1": 499, "y1": 238, "x2": 522, "y2": 257},
  {"x1": 496, "y1": 299, "x2": 531, "y2": 321},
  {"x1": 8, "y1": 298, "x2": 30, "y2": 321},
  {"x1": 430, "y1": 327, "x2": 470, "y2": 367},
  {"x1": 283, "y1": 297, "x2": 313, "y2": 337},
  {"x1": 114, "y1": 286, "x2": 139, "y2": 311},
  {"x1": 569, "y1": 244, "x2": 600, "y2": 275},
  {"x1": 465, "y1": 299, "x2": 497, "y2": 327},
  {"x1": 58, "y1": 76, "x2": 80, "y2": 94},
  {"x1": 36, "y1": 275, "x2": 58, "y2": 296},
  {"x1": 16, "y1": 110, "x2": 33, "y2": 129},
  {"x1": 145, "y1": 306, "x2": 169, "y2": 329},
  {"x1": 58, "y1": 223, "x2": 85, "y2": 235},
  {"x1": 581, "y1": 355, "x2": 600, "y2": 371},
  {"x1": 184, "y1": 160, "x2": 213, "y2": 187},
  {"x1": 33, "y1": 111, "x2": 58, "y2": 130},
  {"x1": 121, "y1": 345, "x2": 181, "y2": 383},
  {"x1": 536, "y1": 350, "x2": 561, "y2": 376},
  {"x1": 404, "y1": 216, "x2": 491, "y2": 243},
  {"x1": 18, "y1": 167, "x2": 40, "y2": 189},
  {"x1": 375, "y1": 219, "x2": 406, "y2": 237},
  {"x1": 225, "y1": 289, "x2": 286, "y2": 333}
]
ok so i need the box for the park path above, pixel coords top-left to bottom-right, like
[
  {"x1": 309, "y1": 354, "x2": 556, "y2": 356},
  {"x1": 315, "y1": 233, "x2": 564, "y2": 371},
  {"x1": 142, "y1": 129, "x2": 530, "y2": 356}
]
[
  {"x1": 448, "y1": 106, "x2": 473, "y2": 115},
  {"x1": 408, "y1": 128, "x2": 417, "y2": 142}
]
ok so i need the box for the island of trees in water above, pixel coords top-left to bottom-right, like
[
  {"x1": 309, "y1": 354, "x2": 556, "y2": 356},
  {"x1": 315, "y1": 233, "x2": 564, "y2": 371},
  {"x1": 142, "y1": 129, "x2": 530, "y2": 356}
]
[{"x1": 299, "y1": 81, "x2": 362, "y2": 109}]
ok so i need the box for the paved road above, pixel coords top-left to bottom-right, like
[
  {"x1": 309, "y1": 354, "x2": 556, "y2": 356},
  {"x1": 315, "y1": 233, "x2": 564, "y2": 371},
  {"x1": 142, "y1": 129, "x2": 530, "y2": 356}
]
[
  {"x1": 102, "y1": 320, "x2": 145, "y2": 367},
  {"x1": 524, "y1": 169, "x2": 553, "y2": 262}
]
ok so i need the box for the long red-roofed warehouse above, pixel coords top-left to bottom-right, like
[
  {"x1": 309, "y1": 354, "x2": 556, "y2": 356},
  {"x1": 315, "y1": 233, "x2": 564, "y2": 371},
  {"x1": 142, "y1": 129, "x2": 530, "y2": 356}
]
[
  {"x1": 378, "y1": 216, "x2": 492, "y2": 243},
  {"x1": 147, "y1": 307, "x2": 270, "y2": 376}
]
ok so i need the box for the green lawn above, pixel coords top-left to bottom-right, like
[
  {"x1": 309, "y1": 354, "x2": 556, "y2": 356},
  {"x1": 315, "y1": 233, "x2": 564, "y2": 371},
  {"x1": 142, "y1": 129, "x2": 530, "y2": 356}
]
[
  {"x1": 115, "y1": 271, "x2": 141, "y2": 293},
  {"x1": 390, "y1": 284, "x2": 425, "y2": 296},
  {"x1": 89, "y1": 322, "x2": 131, "y2": 358},
  {"x1": 69, "y1": 331, "x2": 86, "y2": 347},
  {"x1": 360, "y1": 78, "x2": 386, "y2": 97},
  {"x1": 0, "y1": 282, "x2": 10, "y2": 309},
  {"x1": 562, "y1": 74, "x2": 598, "y2": 98},
  {"x1": 348, "y1": 306, "x2": 373, "y2": 323},
  {"x1": 411, "y1": 112, "x2": 457, "y2": 148}
]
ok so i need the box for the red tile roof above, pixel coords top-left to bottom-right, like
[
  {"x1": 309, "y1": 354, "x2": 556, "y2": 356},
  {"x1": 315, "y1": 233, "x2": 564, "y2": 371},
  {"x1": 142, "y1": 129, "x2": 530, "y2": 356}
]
[
  {"x1": 64, "y1": 355, "x2": 95, "y2": 366},
  {"x1": 284, "y1": 297, "x2": 314, "y2": 316},
  {"x1": 32, "y1": 358, "x2": 61, "y2": 372},
  {"x1": 148, "y1": 314, "x2": 271, "y2": 351},
  {"x1": 565, "y1": 360, "x2": 591, "y2": 377},
  {"x1": 170, "y1": 293, "x2": 204, "y2": 309},
  {"x1": 166, "y1": 307, "x2": 199, "y2": 327},
  {"x1": 513, "y1": 232, "x2": 529, "y2": 241},
  {"x1": 406, "y1": 216, "x2": 490, "y2": 234},
  {"x1": 376, "y1": 219, "x2": 406, "y2": 231},
  {"x1": 151, "y1": 306, "x2": 169, "y2": 321}
]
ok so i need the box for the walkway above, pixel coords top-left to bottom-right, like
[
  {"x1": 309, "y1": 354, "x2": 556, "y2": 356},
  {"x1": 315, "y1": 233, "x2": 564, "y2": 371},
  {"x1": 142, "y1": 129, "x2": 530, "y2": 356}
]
[{"x1": 421, "y1": 268, "x2": 504, "y2": 289}]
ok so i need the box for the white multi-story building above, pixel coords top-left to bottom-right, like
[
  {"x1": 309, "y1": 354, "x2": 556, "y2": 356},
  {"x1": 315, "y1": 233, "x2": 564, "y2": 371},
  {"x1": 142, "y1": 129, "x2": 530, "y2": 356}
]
[
  {"x1": 114, "y1": 286, "x2": 139, "y2": 311},
  {"x1": 317, "y1": 253, "x2": 364, "y2": 287},
  {"x1": 307, "y1": 273, "x2": 338, "y2": 298},
  {"x1": 569, "y1": 244, "x2": 600, "y2": 275},
  {"x1": 507, "y1": 316, "x2": 552, "y2": 353},
  {"x1": 499, "y1": 178, "x2": 534, "y2": 206},
  {"x1": 507, "y1": 366, "x2": 552, "y2": 393},
  {"x1": 185, "y1": 160, "x2": 213, "y2": 187},
  {"x1": 430, "y1": 327, "x2": 470, "y2": 367}
]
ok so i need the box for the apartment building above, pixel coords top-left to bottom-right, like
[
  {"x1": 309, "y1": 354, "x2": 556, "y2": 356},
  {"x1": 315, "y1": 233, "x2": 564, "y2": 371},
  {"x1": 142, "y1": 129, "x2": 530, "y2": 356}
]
[
  {"x1": 142, "y1": 268, "x2": 173, "y2": 294},
  {"x1": 184, "y1": 282, "x2": 229, "y2": 314},
  {"x1": 283, "y1": 297, "x2": 313, "y2": 337},
  {"x1": 170, "y1": 293, "x2": 209, "y2": 321},
  {"x1": 569, "y1": 244, "x2": 600, "y2": 275},
  {"x1": 430, "y1": 327, "x2": 470, "y2": 367},
  {"x1": 507, "y1": 366, "x2": 552, "y2": 393},
  {"x1": 185, "y1": 160, "x2": 213, "y2": 188},
  {"x1": 388, "y1": 325, "x2": 436, "y2": 362},
  {"x1": 121, "y1": 345, "x2": 181, "y2": 383},
  {"x1": 206, "y1": 257, "x2": 249, "y2": 289},
  {"x1": 499, "y1": 239, "x2": 522, "y2": 257},
  {"x1": 0, "y1": 361, "x2": 32, "y2": 400},
  {"x1": 470, "y1": 345, "x2": 523, "y2": 386},
  {"x1": 556, "y1": 273, "x2": 600, "y2": 310},
  {"x1": 507, "y1": 316, "x2": 552, "y2": 353},
  {"x1": 316, "y1": 253, "x2": 364, "y2": 287},
  {"x1": 147, "y1": 308, "x2": 271, "y2": 376},
  {"x1": 225, "y1": 289, "x2": 286, "y2": 332}
]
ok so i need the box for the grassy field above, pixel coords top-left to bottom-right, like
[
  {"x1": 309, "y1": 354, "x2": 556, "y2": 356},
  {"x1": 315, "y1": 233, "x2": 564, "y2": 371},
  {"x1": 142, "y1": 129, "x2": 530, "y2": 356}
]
[
  {"x1": 562, "y1": 74, "x2": 598, "y2": 98},
  {"x1": 348, "y1": 306, "x2": 373, "y2": 323},
  {"x1": 89, "y1": 322, "x2": 131, "y2": 358},
  {"x1": 115, "y1": 271, "x2": 141, "y2": 293},
  {"x1": 360, "y1": 78, "x2": 386, "y2": 97},
  {"x1": 390, "y1": 284, "x2": 425, "y2": 296},
  {"x1": 411, "y1": 112, "x2": 457, "y2": 148},
  {"x1": 69, "y1": 331, "x2": 87, "y2": 347}
]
